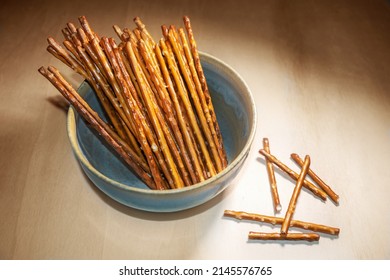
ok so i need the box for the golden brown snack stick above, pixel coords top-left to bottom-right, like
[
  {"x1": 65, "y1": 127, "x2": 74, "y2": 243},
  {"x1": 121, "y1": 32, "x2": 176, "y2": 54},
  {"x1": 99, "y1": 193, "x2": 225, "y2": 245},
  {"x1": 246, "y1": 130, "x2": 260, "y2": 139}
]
[
  {"x1": 178, "y1": 28, "x2": 228, "y2": 170},
  {"x1": 133, "y1": 17, "x2": 155, "y2": 44},
  {"x1": 38, "y1": 66, "x2": 156, "y2": 189},
  {"x1": 76, "y1": 44, "x2": 143, "y2": 158},
  {"x1": 78, "y1": 16, "x2": 98, "y2": 41},
  {"x1": 47, "y1": 37, "x2": 87, "y2": 77},
  {"x1": 224, "y1": 210, "x2": 340, "y2": 235},
  {"x1": 262, "y1": 138, "x2": 281, "y2": 213},
  {"x1": 183, "y1": 16, "x2": 227, "y2": 166},
  {"x1": 248, "y1": 232, "x2": 320, "y2": 242},
  {"x1": 281, "y1": 155, "x2": 311, "y2": 234},
  {"x1": 105, "y1": 44, "x2": 169, "y2": 190},
  {"x1": 125, "y1": 41, "x2": 184, "y2": 189},
  {"x1": 159, "y1": 38, "x2": 211, "y2": 180},
  {"x1": 157, "y1": 40, "x2": 205, "y2": 183},
  {"x1": 139, "y1": 40, "x2": 193, "y2": 186},
  {"x1": 259, "y1": 149, "x2": 327, "y2": 201},
  {"x1": 291, "y1": 153, "x2": 339, "y2": 204},
  {"x1": 168, "y1": 27, "x2": 218, "y2": 176}
]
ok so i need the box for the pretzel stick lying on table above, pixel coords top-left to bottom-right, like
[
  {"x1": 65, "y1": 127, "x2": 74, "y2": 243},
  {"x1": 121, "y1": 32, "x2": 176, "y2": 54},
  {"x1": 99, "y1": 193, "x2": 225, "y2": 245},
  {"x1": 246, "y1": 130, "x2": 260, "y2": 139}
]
[
  {"x1": 248, "y1": 232, "x2": 320, "y2": 242},
  {"x1": 262, "y1": 138, "x2": 281, "y2": 213},
  {"x1": 259, "y1": 149, "x2": 327, "y2": 201},
  {"x1": 223, "y1": 210, "x2": 340, "y2": 235},
  {"x1": 291, "y1": 153, "x2": 339, "y2": 204},
  {"x1": 281, "y1": 155, "x2": 311, "y2": 234}
]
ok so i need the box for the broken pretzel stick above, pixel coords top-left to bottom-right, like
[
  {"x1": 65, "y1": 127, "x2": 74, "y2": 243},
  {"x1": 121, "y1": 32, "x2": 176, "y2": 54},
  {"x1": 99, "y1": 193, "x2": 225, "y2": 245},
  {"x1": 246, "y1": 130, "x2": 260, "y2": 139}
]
[
  {"x1": 259, "y1": 149, "x2": 327, "y2": 201},
  {"x1": 281, "y1": 155, "x2": 311, "y2": 234},
  {"x1": 224, "y1": 210, "x2": 340, "y2": 235},
  {"x1": 291, "y1": 153, "x2": 339, "y2": 204},
  {"x1": 248, "y1": 232, "x2": 320, "y2": 242},
  {"x1": 262, "y1": 138, "x2": 281, "y2": 213}
]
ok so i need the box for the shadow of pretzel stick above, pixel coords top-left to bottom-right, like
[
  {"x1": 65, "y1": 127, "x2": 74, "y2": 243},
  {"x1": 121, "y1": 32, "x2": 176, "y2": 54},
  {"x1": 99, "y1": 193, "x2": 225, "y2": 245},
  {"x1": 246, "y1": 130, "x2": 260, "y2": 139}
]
[{"x1": 47, "y1": 95, "x2": 70, "y2": 113}]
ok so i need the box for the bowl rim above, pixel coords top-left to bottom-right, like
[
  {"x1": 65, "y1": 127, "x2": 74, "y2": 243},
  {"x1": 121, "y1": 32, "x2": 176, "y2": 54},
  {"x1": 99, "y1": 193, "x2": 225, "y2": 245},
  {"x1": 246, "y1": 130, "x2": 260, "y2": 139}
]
[{"x1": 67, "y1": 51, "x2": 257, "y2": 195}]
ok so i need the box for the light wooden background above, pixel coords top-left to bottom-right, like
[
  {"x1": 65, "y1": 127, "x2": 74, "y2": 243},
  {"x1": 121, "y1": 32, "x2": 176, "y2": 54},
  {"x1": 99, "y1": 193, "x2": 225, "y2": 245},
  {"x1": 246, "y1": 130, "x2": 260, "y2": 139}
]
[{"x1": 1, "y1": 0, "x2": 389, "y2": 259}]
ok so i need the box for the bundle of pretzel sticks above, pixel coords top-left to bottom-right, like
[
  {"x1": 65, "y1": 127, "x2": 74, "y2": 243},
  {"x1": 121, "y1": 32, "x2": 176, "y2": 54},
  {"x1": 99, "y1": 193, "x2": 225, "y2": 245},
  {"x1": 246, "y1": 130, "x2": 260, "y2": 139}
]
[
  {"x1": 224, "y1": 138, "x2": 340, "y2": 242},
  {"x1": 39, "y1": 16, "x2": 228, "y2": 190}
]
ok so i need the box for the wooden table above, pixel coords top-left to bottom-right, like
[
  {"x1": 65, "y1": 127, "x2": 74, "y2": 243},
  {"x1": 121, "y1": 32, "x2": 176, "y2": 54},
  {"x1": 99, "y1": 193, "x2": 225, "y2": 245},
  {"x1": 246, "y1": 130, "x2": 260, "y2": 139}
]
[{"x1": 1, "y1": 0, "x2": 389, "y2": 259}]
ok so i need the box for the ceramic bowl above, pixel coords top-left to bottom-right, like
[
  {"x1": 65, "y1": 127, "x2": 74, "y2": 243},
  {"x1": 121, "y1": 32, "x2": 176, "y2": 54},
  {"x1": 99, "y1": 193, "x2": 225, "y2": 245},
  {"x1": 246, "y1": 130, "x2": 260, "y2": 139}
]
[{"x1": 67, "y1": 52, "x2": 257, "y2": 212}]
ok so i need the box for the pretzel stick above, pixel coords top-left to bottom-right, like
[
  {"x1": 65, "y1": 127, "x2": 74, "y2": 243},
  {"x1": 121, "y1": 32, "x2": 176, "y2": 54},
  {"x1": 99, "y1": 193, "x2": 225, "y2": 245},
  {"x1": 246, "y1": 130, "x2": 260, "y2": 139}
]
[
  {"x1": 178, "y1": 27, "x2": 228, "y2": 170},
  {"x1": 259, "y1": 149, "x2": 327, "y2": 201},
  {"x1": 47, "y1": 37, "x2": 87, "y2": 77},
  {"x1": 248, "y1": 232, "x2": 320, "y2": 242},
  {"x1": 262, "y1": 138, "x2": 281, "y2": 213},
  {"x1": 78, "y1": 16, "x2": 98, "y2": 41},
  {"x1": 157, "y1": 40, "x2": 204, "y2": 183},
  {"x1": 76, "y1": 44, "x2": 143, "y2": 158},
  {"x1": 38, "y1": 66, "x2": 155, "y2": 189},
  {"x1": 110, "y1": 41, "x2": 172, "y2": 190},
  {"x1": 159, "y1": 39, "x2": 207, "y2": 181},
  {"x1": 291, "y1": 153, "x2": 339, "y2": 204},
  {"x1": 47, "y1": 33, "x2": 130, "y2": 146},
  {"x1": 103, "y1": 44, "x2": 169, "y2": 190},
  {"x1": 125, "y1": 40, "x2": 182, "y2": 189},
  {"x1": 47, "y1": 65, "x2": 148, "y2": 172},
  {"x1": 133, "y1": 17, "x2": 155, "y2": 44},
  {"x1": 139, "y1": 40, "x2": 192, "y2": 186},
  {"x1": 183, "y1": 16, "x2": 227, "y2": 166},
  {"x1": 224, "y1": 210, "x2": 340, "y2": 235},
  {"x1": 126, "y1": 41, "x2": 184, "y2": 189},
  {"x1": 47, "y1": 46, "x2": 71, "y2": 68},
  {"x1": 167, "y1": 27, "x2": 217, "y2": 176},
  {"x1": 99, "y1": 37, "x2": 135, "y2": 125},
  {"x1": 281, "y1": 155, "x2": 311, "y2": 234},
  {"x1": 63, "y1": 40, "x2": 83, "y2": 64}
]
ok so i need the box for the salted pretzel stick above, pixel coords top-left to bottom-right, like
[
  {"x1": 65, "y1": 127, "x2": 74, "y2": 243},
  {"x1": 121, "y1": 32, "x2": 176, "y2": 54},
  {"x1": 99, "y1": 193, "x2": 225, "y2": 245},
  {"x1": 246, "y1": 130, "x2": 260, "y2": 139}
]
[
  {"x1": 78, "y1": 16, "x2": 98, "y2": 41},
  {"x1": 47, "y1": 65, "x2": 148, "y2": 172},
  {"x1": 259, "y1": 149, "x2": 327, "y2": 201},
  {"x1": 47, "y1": 33, "x2": 129, "y2": 145},
  {"x1": 104, "y1": 45, "x2": 169, "y2": 190},
  {"x1": 110, "y1": 41, "x2": 175, "y2": 190},
  {"x1": 113, "y1": 24, "x2": 125, "y2": 41},
  {"x1": 291, "y1": 153, "x2": 339, "y2": 204},
  {"x1": 281, "y1": 155, "x2": 311, "y2": 234},
  {"x1": 100, "y1": 37, "x2": 136, "y2": 127},
  {"x1": 87, "y1": 38, "x2": 138, "y2": 142},
  {"x1": 139, "y1": 40, "x2": 192, "y2": 186},
  {"x1": 126, "y1": 41, "x2": 184, "y2": 189},
  {"x1": 183, "y1": 16, "x2": 227, "y2": 166},
  {"x1": 248, "y1": 232, "x2": 320, "y2": 242},
  {"x1": 224, "y1": 210, "x2": 340, "y2": 235},
  {"x1": 157, "y1": 40, "x2": 204, "y2": 183},
  {"x1": 76, "y1": 44, "x2": 143, "y2": 157},
  {"x1": 63, "y1": 40, "x2": 82, "y2": 64},
  {"x1": 167, "y1": 28, "x2": 218, "y2": 176},
  {"x1": 262, "y1": 138, "x2": 281, "y2": 213},
  {"x1": 48, "y1": 33, "x2": 128, "y2": 145},
  {"x1": 159, "y1": 38, "x2": 209, "y2": 180},
  {"x1": 47, "y1": 46, "x2": 71, "y2": 68},
  {"x1": 47, "y1": 37, "x2": 87, "y2": 77},
  {"x1": 133, "y1": 17, "x2": 155, "y2": 44},
  {"x1": 38, "y1": 67, "x2": 155, "y2": 189},
  {"x1": 178, "y1": 28, "x2": 228, "y2": 170}
]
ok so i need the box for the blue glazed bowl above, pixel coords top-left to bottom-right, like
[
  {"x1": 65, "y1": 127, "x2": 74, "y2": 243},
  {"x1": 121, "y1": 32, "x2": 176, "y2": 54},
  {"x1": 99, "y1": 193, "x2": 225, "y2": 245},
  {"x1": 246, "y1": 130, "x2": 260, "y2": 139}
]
[{"x1": 67, "y1": 52, "x2": 257, "y2": 212}]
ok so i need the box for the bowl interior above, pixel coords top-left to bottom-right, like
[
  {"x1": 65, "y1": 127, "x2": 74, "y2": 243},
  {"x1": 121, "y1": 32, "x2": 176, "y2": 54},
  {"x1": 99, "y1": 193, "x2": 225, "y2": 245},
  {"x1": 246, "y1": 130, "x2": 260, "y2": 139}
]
[{"x1": 72, "y1": 53, "x2": 255, "y2": 191}]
